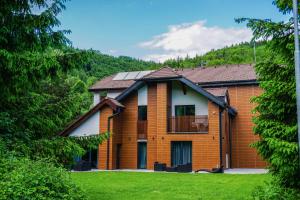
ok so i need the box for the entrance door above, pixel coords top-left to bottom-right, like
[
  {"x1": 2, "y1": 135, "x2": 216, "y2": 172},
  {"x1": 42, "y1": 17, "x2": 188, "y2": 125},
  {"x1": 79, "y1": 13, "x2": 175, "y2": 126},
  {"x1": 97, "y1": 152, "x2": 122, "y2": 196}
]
[
  {"x1": 171, "y1": 141, "x2": 192, "y2": 167},
  {"x1": 137, "y1": 142, "x2": 147, "y2": 169}
]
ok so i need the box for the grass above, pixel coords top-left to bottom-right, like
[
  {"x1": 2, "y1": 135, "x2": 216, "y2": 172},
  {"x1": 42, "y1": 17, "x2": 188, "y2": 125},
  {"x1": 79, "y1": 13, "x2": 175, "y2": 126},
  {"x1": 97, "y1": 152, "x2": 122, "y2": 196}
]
[{"x1": 71, "y1": 171, "x2": 269, "y2": 200}]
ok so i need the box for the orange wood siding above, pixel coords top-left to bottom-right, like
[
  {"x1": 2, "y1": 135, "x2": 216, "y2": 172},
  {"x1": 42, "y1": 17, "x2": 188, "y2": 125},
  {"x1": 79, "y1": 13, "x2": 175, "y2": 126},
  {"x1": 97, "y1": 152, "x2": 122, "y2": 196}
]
[
  {"x1": 118, "y1": 93, "x2": 138, "y2": 169},
  {"x1": 147, "y1": 83, "x2": 221, "y2": 170},
  {"x1": 147, "y1": 84, "x2": 157, "y2": 169},
  {"x1": 96, "y1": 83, "x2": 265, "y2": 170},
  {"x1": 228, "y1": 85, "x2": 266, "y2": 168},
  {"x1": 98, "y1": 106, "x2": 113, "y2": 169}
]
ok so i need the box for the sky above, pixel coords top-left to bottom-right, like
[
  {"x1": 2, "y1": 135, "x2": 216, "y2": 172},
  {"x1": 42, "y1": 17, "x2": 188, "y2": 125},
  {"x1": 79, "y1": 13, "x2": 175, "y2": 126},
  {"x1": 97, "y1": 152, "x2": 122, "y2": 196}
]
[{"x1": 58, "y1": 0, "x2": 290, "y2": 62}]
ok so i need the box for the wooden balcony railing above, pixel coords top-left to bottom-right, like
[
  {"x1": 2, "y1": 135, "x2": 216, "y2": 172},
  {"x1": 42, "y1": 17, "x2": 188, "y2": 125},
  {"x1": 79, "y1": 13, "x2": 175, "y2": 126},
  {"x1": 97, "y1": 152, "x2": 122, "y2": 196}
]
[
  {"x1": 137, "y1": 120, "x2": 147, "y2": 139},
  {"x1": 168, "y1": 115, "x2": 208, "y2": 133}
]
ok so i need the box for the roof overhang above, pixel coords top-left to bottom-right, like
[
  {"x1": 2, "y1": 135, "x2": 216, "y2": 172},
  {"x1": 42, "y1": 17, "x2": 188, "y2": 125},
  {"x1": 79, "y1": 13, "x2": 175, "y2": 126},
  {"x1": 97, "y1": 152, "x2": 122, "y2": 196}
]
[{"x1": 59, "y1": 98, "x2": 124, "y2": 137}]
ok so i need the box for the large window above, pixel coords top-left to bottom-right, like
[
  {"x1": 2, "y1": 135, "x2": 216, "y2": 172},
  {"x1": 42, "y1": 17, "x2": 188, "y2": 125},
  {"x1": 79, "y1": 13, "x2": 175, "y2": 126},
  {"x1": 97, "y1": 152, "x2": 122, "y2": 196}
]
[
  {"x1": 171, "y1": 141, "x2": 192, "y2": 167},
  {"x1": 175, "y1": 105, "x2": 195, "y2": 116},
  {"x1": 138, "y1": 106, "x2": 147, "y2": 120}
]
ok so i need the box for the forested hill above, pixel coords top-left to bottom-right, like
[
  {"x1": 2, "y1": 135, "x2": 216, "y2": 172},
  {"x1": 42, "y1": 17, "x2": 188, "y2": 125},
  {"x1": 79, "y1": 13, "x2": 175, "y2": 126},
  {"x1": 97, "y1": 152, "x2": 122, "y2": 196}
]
[
  {"x1": 63, "y1": 48, "x2": 158, "y2": 82},
  {"x1": 69, "y1": 41, "x2": 267, "y2": 83},
  {"x1": 163, "y1": 41, "x2": 267, "y2": 68}
]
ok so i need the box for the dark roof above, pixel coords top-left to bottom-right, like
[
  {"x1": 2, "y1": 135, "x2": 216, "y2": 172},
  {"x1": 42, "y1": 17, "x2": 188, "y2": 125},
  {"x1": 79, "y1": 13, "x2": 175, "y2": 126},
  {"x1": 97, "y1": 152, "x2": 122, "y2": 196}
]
[
  {"x1": 177, "y1": 64, "x2": 256, "y2": 84},
  {"x1": 89, "y1": 64, "x2": 257, "y2": 91},
  {"x1": 89, "y1": 75, "x2": 135, "y2": 91},
  {"x1": 142, "y1": 66, "x2": 181, "y2": 79},
  {"x1": 205, "y1": 88, "x2": 228, "y2": 97},
  {"x1": 59, "y1": 98, "x2": 124, "y2": 136}
]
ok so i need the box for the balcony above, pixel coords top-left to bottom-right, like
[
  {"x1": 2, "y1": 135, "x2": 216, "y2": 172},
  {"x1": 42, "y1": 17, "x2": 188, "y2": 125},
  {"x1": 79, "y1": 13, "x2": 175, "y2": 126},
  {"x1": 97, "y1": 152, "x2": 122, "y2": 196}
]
[
  {"x1": 168, "y1": 115, "x2": 208, "y2": 133},
  {"x1": 137, "y1": 120, "x2": 147, "y2": 139}
]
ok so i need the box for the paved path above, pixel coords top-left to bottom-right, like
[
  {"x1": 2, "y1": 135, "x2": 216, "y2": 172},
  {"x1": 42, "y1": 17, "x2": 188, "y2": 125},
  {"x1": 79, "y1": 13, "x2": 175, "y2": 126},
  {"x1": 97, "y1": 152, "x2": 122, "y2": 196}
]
[
  {"x1": 224, "y1": 168, "x2": 268, "y2": 174},
  {"x1": 72, "y1": 168, "x2": 268, "y2": 174}
]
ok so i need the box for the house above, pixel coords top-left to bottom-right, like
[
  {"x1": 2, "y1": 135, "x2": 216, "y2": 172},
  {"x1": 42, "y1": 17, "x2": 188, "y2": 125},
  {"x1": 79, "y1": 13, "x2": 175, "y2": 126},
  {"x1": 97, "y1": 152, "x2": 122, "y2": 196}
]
[{"x1": 60, "y1": 64, "x2": 266, "y2": 171}]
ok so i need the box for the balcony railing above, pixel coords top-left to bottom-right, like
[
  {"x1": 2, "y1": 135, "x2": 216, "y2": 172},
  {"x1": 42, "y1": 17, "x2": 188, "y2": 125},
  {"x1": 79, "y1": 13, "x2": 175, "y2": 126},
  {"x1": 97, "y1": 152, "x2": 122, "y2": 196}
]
[
  {"x1": 168, "y1": 115, "x2": 208, "y2": 133},
  {"x1": 137, "y1": 120, "x2": 147, "y2": 139}
]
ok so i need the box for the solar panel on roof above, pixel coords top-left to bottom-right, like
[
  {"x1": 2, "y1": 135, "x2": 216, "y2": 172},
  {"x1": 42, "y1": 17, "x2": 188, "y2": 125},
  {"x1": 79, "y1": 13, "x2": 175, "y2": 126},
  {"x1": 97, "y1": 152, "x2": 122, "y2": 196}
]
[
  {"x1": 124, "y1": 71, "x2": 140, "y2": 80},
  {"x1": 112, "y1": 70, "x2": 154, "y2": 80},
  {"x1": 136, "y1": 70, "x2": 154, "y2": 79},
  {"x1": 113, "y1": 72, "x2": 129, "y2": 80}
]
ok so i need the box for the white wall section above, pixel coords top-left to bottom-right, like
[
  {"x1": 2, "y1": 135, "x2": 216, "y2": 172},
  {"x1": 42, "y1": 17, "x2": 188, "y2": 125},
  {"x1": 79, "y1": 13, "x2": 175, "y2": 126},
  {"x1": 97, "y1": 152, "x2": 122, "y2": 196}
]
[
  {"x1": 69, "y1": 111, "x2": 100, "y2": 137},
  {"x1": 107, "y1": 91, "x2": 122, "y2": 99},
  {"x1": 138, "y1": 86, "x2": 148, "y2": 105},
  {"x1": 171, "y1": 81, "x2": 208, "y2": 116},
  {"x1": 93, "y1": 92, "x2": 100, "y2": 106}
]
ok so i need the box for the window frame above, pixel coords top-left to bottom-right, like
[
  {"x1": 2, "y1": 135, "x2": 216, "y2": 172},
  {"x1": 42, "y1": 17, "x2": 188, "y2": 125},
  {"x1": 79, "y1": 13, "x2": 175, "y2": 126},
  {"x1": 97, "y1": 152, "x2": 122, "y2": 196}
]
[{"x1": 175, "y1": 105, "x2": 195, "y2": 116}]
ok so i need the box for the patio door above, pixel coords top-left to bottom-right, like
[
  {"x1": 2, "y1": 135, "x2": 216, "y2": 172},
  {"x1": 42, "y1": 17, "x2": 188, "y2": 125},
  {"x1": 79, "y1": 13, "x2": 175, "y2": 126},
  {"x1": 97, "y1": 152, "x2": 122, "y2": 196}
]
[
  {"x1": 171, "y1": 141, "x2": 192, "y2": 167},
  {"x1": 137, "y1": 142, "x2": 147, "y2": 169}
]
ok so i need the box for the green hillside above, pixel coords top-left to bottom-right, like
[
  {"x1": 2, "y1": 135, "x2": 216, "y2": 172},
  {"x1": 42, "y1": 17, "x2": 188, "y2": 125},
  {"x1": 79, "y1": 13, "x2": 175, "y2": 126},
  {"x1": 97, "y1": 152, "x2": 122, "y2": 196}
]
[{"x1": 164, "y1": 41, "x2": 267, "y2": 68}]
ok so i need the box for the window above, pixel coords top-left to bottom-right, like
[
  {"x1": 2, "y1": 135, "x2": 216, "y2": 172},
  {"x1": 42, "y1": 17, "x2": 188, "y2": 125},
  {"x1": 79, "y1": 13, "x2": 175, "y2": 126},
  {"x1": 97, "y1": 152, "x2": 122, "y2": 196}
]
[
  {"x1": 175, "y1": 105, "x2": 195, "y2": 116},
  {"x1": 171, "y1": 141, "x2": 192, "y2": 167},
  {"x1": 138, "y1": 106, "x2": 147, "y2": 120}
]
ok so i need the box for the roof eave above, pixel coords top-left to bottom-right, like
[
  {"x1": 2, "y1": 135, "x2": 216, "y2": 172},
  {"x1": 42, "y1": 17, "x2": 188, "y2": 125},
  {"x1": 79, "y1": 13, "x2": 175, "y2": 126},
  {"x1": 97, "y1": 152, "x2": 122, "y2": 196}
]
[
  {"x1": 199, "y1": 79, "x2": 258, "y2": 88},
  {"x1": 88, "y1": 87, "x2": 128, "y2": 92}
]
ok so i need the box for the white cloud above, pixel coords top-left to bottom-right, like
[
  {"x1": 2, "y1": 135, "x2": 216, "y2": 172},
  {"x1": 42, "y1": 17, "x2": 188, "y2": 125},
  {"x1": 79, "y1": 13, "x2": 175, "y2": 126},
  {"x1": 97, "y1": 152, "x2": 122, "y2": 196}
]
[
  {"x1": 108, "y1": 49, "x2": 118, "y2": 54},
  {"x1": 138, "y1": 21, "x2": 252, "y2": 62}
]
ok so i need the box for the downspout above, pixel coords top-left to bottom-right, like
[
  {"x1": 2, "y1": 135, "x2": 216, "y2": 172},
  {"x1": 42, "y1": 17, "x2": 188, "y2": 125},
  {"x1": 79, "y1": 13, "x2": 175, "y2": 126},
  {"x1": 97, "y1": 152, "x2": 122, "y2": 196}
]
[
  {"x1": 106, "y1": 109, "x2": 122, "y2": 170},
  {"x1": 219, "y1": 107, "x2": 224, "y2": 169},
  {"x1": 228, "y1": 113, "x2": 232, "y2": 168}
]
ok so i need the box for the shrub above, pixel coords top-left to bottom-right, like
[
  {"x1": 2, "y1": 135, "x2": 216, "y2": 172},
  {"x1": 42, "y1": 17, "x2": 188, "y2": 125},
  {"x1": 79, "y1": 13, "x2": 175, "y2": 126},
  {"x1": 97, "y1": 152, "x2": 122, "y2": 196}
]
[
  {"x1": 0, "y1": 157, "x2": 86, "y2": 200},
  {"x1": 252, "y1": 180, "x2": 300, "y2": 200}
]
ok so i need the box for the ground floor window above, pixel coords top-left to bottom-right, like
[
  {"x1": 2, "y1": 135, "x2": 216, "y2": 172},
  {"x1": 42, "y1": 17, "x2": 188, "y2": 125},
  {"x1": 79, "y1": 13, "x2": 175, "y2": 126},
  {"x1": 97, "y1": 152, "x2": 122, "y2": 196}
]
[
  {"x1": 78, "y1": 148, "x2": 98, "y2": 168},
  {"x1": 171, "y1": 141, "x2": 192, "y2": 167}
]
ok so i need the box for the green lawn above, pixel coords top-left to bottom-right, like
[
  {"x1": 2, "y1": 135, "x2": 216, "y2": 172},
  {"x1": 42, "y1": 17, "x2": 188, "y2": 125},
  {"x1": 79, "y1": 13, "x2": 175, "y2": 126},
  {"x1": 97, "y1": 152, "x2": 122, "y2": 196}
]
[{"x1": 71, "y1": 172, "x2": 269, "y2": 200}]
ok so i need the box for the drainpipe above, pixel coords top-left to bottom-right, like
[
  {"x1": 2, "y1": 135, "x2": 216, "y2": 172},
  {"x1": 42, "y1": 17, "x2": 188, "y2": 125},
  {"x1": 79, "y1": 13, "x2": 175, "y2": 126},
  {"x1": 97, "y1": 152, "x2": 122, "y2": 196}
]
[
  {"x1": 219, "y1": 108, "x2": 224, "y2": 169},
  {"x1": 228, "y1": 112, "x2": 232, "y2": 168},
  {"x1": 106, "y1": 109, "x2": 122, "y2": 170}
]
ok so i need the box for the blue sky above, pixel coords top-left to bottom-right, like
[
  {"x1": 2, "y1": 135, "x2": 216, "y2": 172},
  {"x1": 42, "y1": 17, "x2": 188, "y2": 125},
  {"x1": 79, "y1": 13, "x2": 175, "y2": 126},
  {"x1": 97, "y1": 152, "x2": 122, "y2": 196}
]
[{"x1": 58, "y1": 0, "x2": 290, "y2": 62}]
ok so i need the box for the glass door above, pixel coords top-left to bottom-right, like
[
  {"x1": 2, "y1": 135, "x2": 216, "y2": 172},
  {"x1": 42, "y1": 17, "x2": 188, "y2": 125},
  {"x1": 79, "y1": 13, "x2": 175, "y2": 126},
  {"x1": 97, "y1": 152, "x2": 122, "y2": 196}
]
[
  {"x1": 171, "y1": 141, "x2": 192, "y2": 167},
  {"x1": 137, "y1": 142, "x2": 147, "y2": 169}
]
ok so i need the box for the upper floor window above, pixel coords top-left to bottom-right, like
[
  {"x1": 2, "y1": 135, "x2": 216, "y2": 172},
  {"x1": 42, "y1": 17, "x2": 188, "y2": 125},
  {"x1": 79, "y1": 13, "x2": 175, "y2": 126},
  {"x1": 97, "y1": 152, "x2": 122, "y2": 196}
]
[
  {"x1": 138, "y1": 106, "x2": 147, "y2": 120},
  {"x1": 175, "y1": 105, "x2": 195, "y2": 116}
]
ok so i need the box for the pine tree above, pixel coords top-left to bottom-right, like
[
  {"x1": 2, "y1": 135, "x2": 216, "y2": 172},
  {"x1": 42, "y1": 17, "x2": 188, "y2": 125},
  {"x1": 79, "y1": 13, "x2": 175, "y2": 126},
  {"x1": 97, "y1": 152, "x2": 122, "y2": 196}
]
[{"x1": 237, "y1": 0, "x2": 300, "y2": 189}]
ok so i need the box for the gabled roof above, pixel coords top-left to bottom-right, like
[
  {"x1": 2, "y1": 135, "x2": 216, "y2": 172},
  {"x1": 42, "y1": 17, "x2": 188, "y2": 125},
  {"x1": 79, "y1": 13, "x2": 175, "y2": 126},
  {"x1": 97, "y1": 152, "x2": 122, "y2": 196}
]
[
  {"x1": 59, "y1": 98, "x2": 124, "y2": 136},
  {"x1": 116, "y1": 76, "x2": 226, "y2": 109},
  {"x1": 89, "y1": 64, "x2": 257, "y2": 91},
  {"x1": 115, "y1": 76, "x2": 237, "y2": 116},
  {"x1": 142, "y1": 66, "x2": 181, "y2": 80}
]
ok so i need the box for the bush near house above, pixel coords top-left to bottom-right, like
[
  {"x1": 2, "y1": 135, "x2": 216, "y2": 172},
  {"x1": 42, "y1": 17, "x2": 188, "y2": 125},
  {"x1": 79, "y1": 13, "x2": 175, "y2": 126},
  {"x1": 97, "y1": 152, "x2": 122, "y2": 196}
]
[
  {"x1": 0, "y1": 157, "x2": 86, "y2": 200},
  {"x1": 0, "y1": 140, "x2": 86, "y2": 200}
]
